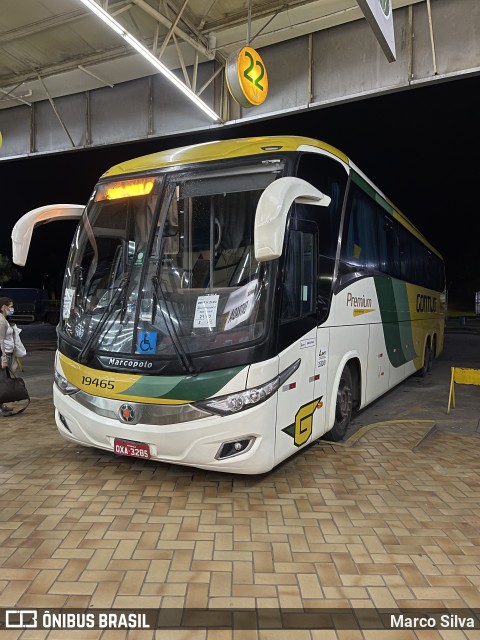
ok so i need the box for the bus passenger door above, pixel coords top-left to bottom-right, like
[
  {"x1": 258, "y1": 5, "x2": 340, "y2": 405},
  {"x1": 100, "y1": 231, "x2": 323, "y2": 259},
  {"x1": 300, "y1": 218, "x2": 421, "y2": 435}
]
[{"x1": 275, "y1": 221, "x2": 321, "y2": 466}]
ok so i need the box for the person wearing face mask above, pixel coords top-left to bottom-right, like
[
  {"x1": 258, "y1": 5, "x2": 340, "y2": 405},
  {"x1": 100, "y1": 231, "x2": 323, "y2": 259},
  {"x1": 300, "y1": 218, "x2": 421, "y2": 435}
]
[{"x1": 0, "y1": 296, "x2": 18, "y2": 415}]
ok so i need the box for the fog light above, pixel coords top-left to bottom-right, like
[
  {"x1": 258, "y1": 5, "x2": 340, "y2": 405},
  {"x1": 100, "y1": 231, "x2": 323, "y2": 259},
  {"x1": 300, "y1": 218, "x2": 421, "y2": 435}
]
[
  {"x1": 59, "y1": 413, "x2": 72, "y2": 433},
  {"x1": 216, "y1": 437, "x2": 255, "y2": 460}
]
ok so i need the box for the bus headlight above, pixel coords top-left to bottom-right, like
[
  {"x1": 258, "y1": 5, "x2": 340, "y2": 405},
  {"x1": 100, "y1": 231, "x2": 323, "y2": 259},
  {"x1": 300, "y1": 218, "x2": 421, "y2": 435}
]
[
  {"x1": 54, "y1": 370, "x2": 79, "y2": 395},
  {"x1": 195, "y1": 359, "x2": 300, "y2": 416}
]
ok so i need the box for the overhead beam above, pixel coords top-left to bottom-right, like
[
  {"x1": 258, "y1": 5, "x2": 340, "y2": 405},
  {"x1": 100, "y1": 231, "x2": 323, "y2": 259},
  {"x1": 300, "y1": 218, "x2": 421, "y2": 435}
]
[
  {"x1": 158, "y1": 0, "x2": 191, "y2": 59},
  {"x1": 0, "y1": 9, "x2": 86, "y2": 44},
  {"x1": 200, "y1": 0, "x2": 425, "y2": 33},
  {"x1": 78, "y1": 65, "x2": 115, "y2": 88},
  {"x1": 131, "y1": 0, "x2": 216, "y2": 60},
  {"x1": 78, "y1": 0, "x2": 221, "y2": 121},
  {"x1": 0, "y1": 86, "x2": 32, "y2": 107},
  {"x1": 37, "y1": 75, "x2": 75, "y2": 147},
  {"x1": 0, "y1": 0, "x2": 220, "y2": 93},
  {"x1": 0, "y1": 45, "x2": 130, "y2": 88},
  {"x1": 0, "y1": 1, "x2": 133, "y2": 44},
  {"x1": 201, "y1": 0, "x2": 328, "y2": 33}
]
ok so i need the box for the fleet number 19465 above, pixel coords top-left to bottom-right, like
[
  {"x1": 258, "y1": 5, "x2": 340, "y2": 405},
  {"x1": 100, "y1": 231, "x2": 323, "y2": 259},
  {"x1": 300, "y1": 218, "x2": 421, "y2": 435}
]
[{"x1": 82, "y1": 376, "x2": 115, "y2": 389}]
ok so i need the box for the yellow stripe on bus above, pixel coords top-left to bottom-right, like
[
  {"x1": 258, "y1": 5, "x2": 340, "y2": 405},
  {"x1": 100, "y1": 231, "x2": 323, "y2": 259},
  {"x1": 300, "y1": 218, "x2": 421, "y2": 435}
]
[{"x1": 58, "y1": 354, "x2": 190, "y2": 405}]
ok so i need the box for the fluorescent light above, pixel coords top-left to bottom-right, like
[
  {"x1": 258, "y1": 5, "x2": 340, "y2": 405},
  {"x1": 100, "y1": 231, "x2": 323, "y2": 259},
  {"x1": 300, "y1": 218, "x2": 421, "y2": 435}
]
[{"x1": 78, "y1": 0, "x2": 221, "y2": 122}]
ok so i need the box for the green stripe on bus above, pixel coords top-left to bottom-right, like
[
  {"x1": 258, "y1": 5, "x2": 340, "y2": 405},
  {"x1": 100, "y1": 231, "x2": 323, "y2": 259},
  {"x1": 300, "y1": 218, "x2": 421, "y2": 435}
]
[
  {"x1": 374, "y1": 277, "x2": 415, "y2": 367},
  {"x1": 351, "y1": 172, "x2": 393, "y2": 215},
  {"x1": 119, "y1": 366, "x2": 246, "y2": 401}
]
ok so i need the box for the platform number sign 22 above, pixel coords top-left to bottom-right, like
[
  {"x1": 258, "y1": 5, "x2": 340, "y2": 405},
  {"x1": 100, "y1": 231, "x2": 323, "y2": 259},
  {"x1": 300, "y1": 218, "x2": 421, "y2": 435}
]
[
  {"x1": 226, "y1": 46, "x2": 268, "y2": 108},
  {"x1": 243, "y1": 50, "x2": 264, "y2": 91}
]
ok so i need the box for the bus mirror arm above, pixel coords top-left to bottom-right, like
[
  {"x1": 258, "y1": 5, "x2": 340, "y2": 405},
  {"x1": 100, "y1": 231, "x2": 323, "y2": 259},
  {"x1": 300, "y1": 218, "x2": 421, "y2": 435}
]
[
  {"x1": 11, "y1": 204, "x2": 85, "y2": 266},
  {"x1": 254, "y1": 177, "x2": 331, "y2": 262}
]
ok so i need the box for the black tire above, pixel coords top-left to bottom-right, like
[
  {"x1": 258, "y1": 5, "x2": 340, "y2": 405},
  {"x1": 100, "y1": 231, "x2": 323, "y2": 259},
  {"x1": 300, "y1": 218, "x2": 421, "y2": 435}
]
[
  {"x1": 416, "y1": 342, "x2": 431, "y2": 378},
  {"x1": 426, "y1": 347, "x2": 434, "y2": 373},
  {"x1": 328, "y1": 366, "x2": 354, "y2": 442},
  {"x1": 427, "y1": 337, "x2": 436, "y2": 373}
]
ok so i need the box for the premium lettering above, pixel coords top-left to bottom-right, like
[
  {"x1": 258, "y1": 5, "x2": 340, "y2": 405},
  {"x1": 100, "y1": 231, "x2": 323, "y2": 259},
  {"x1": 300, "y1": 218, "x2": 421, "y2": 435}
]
[{"x1": 346, "y1": 293, "x2": 372, "y2": 308}]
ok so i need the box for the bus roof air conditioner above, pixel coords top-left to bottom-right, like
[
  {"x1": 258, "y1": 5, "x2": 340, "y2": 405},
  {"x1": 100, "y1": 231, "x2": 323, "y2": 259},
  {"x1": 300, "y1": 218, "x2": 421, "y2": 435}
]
[{"x1": 254, "y1": 177, "x2": 331, "y2": 262}]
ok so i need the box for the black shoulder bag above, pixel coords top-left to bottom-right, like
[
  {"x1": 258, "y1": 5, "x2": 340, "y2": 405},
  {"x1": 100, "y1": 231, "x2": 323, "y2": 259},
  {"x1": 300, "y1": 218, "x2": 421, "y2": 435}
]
[{"x1": 0, "y1": 367, "x2": 30, "y2": 414}]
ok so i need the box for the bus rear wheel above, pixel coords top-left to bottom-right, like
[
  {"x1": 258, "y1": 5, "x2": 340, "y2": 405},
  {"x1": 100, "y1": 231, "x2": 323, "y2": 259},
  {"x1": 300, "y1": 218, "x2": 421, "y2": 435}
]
[
  {"x1": 329, "y1": 366, "x2": 354, "y2": 442},
  {"x1": 417, "y1": 341, "x2": 432, "y2": 378}
]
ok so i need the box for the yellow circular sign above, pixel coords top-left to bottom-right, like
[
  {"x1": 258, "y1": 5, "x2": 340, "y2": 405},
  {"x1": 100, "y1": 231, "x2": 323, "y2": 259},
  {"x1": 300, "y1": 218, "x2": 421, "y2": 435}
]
[{"x1": 226, "y1": 46, "x2": 268, "y2": 108}]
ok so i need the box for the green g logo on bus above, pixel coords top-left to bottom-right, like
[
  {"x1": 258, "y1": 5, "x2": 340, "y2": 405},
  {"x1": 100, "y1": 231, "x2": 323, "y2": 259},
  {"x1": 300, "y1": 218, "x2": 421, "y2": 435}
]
[{"x1": 283, "y1": 397, "x2": 323, "y2": 447}]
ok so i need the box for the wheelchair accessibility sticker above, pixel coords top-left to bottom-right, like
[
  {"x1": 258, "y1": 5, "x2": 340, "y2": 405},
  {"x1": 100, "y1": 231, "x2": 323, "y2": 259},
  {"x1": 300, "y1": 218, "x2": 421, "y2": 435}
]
[{"x1": 136, "y1": 331, "x2": 157, "y2": 354}]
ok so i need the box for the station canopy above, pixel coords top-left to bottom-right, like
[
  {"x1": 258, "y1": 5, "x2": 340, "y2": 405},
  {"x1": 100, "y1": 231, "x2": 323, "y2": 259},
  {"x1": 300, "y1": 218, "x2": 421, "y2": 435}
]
[{"x1": 0, "y1": 0, "x2": 416, "y2": 111}]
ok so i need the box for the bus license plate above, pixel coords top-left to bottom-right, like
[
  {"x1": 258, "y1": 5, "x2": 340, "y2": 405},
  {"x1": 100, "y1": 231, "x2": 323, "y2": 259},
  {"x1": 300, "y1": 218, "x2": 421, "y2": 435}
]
[{"x1": 114, "y1": 439, "x2": 150, "y2": 459}]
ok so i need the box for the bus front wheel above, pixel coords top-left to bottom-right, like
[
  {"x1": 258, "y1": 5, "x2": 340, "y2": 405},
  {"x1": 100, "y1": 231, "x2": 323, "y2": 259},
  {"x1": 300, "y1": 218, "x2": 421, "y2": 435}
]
[{"x1": 329, "y1": 366, "x2": 354, "y2": 442}]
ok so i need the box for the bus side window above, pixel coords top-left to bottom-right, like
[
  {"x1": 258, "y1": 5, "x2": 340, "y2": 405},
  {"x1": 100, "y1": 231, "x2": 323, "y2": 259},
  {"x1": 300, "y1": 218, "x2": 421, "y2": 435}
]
[
  {"x1": 281, "y1": 230, "x2": 316, "y2": 321},
  {"x1": 378, "y1": 215, "x2": 401, "y2": 278},
  {"x1": 342, "y1": 187, "x2": 380, "y2": 270}
]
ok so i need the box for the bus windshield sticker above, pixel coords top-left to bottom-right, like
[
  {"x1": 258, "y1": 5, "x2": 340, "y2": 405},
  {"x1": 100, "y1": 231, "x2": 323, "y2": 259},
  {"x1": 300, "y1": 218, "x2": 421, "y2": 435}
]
[
  {"x1": 63, "y1": 287, "x2": 75, "y2": 318},
  {"x1": 224, "y1": 282, "x2": 257, "y2": 331},
  {"x1": 193, "y1": 294, "x2": 219, "y2": 329},
  {"x1": 136, "y1": 331, "x2": 158, "y2": 354},
  {"x1": 300, "y1": 338, "x2": 315, "y2": 349},
  {"x1": 224, "y1": 281, "x2": 258, "y2": 313}
]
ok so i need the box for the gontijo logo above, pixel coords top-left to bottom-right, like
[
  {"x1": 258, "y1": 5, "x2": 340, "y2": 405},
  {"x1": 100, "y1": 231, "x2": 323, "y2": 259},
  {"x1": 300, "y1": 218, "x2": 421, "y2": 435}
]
[{"x1": 416, "y1": 294, "x2": 437, "y2": 312}]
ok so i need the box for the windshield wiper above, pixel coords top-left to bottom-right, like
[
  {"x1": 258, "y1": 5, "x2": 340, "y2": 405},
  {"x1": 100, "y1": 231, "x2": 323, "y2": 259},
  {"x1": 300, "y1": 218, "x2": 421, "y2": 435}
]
[
  {"x1": 119, "y1": 249, "x2": 142, "y2": 322},
  {"x1": 77, "y1": 276, "x2": 127, "y2": 364},
  {"x1": 152, "y1": 275, "x2": 196, "y2": 375},
  {"x1": 78, "y1": 242, "x2": 142, "y2": 363}
]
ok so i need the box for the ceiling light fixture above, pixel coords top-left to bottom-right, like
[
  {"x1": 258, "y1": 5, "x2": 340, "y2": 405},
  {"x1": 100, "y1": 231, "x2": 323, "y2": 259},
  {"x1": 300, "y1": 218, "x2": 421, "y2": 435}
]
[{"x1": 78, "y1": 0, "x2": 221, "y2": 122}]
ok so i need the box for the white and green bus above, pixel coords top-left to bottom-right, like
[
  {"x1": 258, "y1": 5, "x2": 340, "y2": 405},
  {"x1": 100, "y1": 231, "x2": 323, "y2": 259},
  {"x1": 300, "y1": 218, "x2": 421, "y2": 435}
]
[{"x1": 13, "y1": 136, "x2": 445, "y2": 474}]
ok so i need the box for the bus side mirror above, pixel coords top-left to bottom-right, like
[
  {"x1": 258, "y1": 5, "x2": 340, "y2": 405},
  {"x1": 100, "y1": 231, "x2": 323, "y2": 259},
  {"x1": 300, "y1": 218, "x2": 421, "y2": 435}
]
[
  {"x1": 11, "y1": 204, "x2": 85, "y2": 266},
  {"x1": 254, "y1": 177, "x2": 331, "y2": 262}
]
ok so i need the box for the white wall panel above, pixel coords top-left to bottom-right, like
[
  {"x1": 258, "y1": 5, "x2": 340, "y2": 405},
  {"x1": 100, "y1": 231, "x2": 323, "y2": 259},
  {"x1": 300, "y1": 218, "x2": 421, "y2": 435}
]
[
  {"x1": 151, "y1": 64, "x2": 216, "y2": 136},
  {"x1": 0, "y1": 105, "x2": 30, "y2": 158},
  {"x1": 35, "y1": 94, "x2": 86, "y2": 153},
  {"x1": 90, "y1": 79, "x2": 150, "y2": 145}
]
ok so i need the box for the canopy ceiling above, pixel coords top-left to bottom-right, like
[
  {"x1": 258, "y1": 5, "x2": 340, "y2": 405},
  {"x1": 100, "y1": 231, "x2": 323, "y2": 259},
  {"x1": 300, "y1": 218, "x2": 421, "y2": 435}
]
[{"x1": 0, "y1": 0, "x2": 420, "y2": 110}]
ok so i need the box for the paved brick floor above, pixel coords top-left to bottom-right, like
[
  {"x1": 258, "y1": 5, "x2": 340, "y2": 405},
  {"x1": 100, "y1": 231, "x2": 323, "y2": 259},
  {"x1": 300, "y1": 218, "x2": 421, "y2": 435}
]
[{"x1": 0, "y1": 399, "x2": 479, "y2": 639}]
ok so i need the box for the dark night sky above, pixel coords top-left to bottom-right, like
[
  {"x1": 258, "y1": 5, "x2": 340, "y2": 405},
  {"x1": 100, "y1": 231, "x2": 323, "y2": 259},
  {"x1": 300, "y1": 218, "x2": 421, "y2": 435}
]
[{"x1": 1, "y1": 74, "x2": 479, "y2": 306}]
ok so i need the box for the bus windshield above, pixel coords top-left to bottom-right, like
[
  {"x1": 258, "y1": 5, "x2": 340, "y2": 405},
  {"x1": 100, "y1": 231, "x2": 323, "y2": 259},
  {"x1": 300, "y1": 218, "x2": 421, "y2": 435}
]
[{"x1": 61, "y1": 162, "x2": 283, "y2": 362}]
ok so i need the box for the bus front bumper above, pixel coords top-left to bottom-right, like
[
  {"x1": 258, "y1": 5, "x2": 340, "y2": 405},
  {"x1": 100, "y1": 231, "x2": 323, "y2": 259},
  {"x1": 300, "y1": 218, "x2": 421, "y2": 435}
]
[{"x1": 53, "y1": 386, "x2": 276, "y2": 474}]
